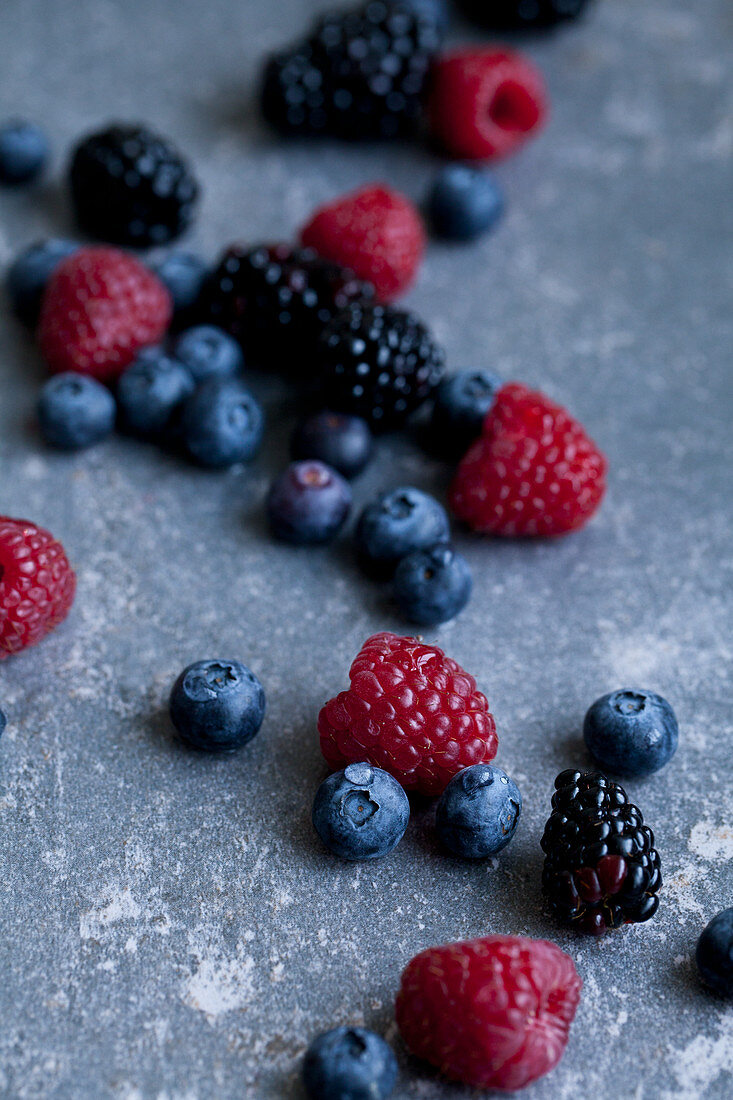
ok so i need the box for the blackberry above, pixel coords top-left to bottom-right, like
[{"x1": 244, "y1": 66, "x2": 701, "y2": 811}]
[
  {"x1": 318, "y1": 302, "x2": 445, "y2": 429},
  {"x1": 69, "y1": 123, "x2": 199, "y2": 247},
  {"x1": 260, "y1": 1, "x2": 440, "y2": 141},
  {"x1": 456, "y1": 0, "x2": 593, "y2": 30},
  {"x1": 197, "y1": 244, "x2": 373, "y2": 370},
  {"x1": 541, "y1": 770, "x2": 661, "y2": 936}
]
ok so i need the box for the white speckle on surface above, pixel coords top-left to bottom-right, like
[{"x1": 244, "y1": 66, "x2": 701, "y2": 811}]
[
  {"x1": 663, "y1": 1013, "x2": 733, "y2": 1099},
  {"x1": 182, "y1": 937, "x2": 256, "y2": 1020},
  {"x1": 689, "y1": 820, "x2": 733, "y2": 861},
  {"x1": 79, "y1": 887, "x2": 142, "y2": 940}
]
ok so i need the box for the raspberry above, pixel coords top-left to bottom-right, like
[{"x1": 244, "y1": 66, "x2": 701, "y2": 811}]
[
  {"x1": 541, "y1": 769, "x2": 662, "y2": 936},
  {"x1": 261, "y1": 1, "x2": 440, "y2": 141},
  {"x1": 449, "y1": 382, "x2": 607, "y2": 537},
  {"x1": 69, "y1": 123, "x2": 199, "y2": 247},
  {"x1": 317, "y1": 303, "x2": 444, "y2": 430},
  {"x1": 318, "y1": 631, "x2": 497, "y2": 796},
  {"x1": 301, "y1": 185, "x2": 425, "y2": 301},
  {"x1": 197, "y1": 244, "x2": 373, "y2": 368},
  {"x1": 0, "y1": 517, "x2": 76, "y2": 658},
  {"x1": 38, "y1": 247, "x2": 172, "y2": 383},
  {"x1": 428, "y1": 48, "x2": 547, "y2": 161},
  {"x1": 396, "y1": 935, "x2": 582, "y2": 1090}
]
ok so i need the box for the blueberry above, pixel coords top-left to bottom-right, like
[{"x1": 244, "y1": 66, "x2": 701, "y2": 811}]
[
  {"x1": 312, "y1": 762, "x2": 409, "y2": 861},
  {"x1": 151, "y1": 252, "x2": 208, "y2": 314},
  {"x1": 117, "y1": 347, "x2": 195, "y2": 437},
  {"x1": 267, "y1": 461, "x2": 352, "y2": 545},
  {"x1": 583, "y1": 689, "x2": 679, "y2": 777},
  {"x1": 180, "y1": 377, "x2": 264, "y2": 468},
  {"x1": 303, "y1": 1026, "x2": 398, "y2": 1100},
  {"x1": 0, "y1": 707, "x2": 6, "y2": 737},
  {"x1": 291, "y1": 411, "x2": 373, "y2": 479},
  {"x1": 401, "y1": 0, "x2": 450, "y2": 33},
  {"x1": 427, "y1": 165, "x2": 504, "y2": 242},
  {"x1": 173, "y1": 325, "x2": 243, "y2": 383},
  {"x1": 428, "y1": 369, "x2": 502, "y2": 458},
  {"x1": 6, "y1": 239, "x2": 77, "y2": 326},
  {"x1": 355, "y1": 487, "x2": 450, "y2": 577},
  {"x1": 436, "y1": 764, "x2": 522, "y2": 859},
  {"x1": 0, "y1": 120, "x2": 49, "y2": 184},
  {"x1": 38, "y1": 373, "x2": 116, "y2": 450},
  {"x1": 696, "y1": 909, "x2": 733, "y2": 997},
  {"x1": 393, "y1": 543, "x2": 472, "y2": 625},
  {"x1": 169, "y1": 658, "x2": 265, "y2": 752}
]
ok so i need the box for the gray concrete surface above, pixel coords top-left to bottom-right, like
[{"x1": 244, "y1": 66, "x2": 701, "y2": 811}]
[{"x1": 1, "y1": 0, "x2": 732, "y2": 1097}]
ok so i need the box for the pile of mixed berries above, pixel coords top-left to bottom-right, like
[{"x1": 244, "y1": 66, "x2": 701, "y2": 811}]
[{"x1": 1, "y1": 1, "x2": 729, "y2": 1098}]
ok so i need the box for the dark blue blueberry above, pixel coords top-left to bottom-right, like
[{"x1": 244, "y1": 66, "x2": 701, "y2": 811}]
[
  {"x1": 151, "y1": 252, "x2": 208, "y2": 314},
  {"x1": 696, "y1": 909, "x2": 733, "y2": 997},
  {"x1": 393, "y1": 543, "x2": 472, "y2": 625},
  {"x1": 267, "y1": 461, "x2": 352, "y2": 545},
  {"x1": 312, "y1": 762, "x2": 409, "y2": 861},
  {"x1": 0, "y1": 120, "x2": 49, "y2": 184},
  {"x1": 0, "y1": 707, "x2": 6, "y2": 737},
  {"x1": 583, "y1": 689, "x2": 679, "y2": 777},
  {"x1": 169, "y1": 658, "x2": 265, "y2": 752},
  {"x1": 6, "y1": 239, "x2": 77, "y2": 326},
  {"x1": 436, "y1": 764, "x2": 522, "y2": 859},
  {"x1": 117, "y1": 348, "x2": 195, "y2": 437},
  {"x1": 428, "y1": 369, "x2": 502, "y2": 458},
  {"x1": 291, "y1": 411, "x2": 373, "y2": 479},
  {"x1": 303, "y1": 1026, "x2": 397, "y2": 1100},
  {"x1": 401, "y1": 0, "x2": 450, "y2": 33},
  {"x1": 427, "y1": 165, "x2": 504, "y2": 242},
  {"x1": 180, "y1": 377, "x2": 264, "y2": 467},
  {"x1": 355, "y1": 487, "x2": 450, "y2": 577},
  {"x1": 173, "y1": 325, "x2": 243, "y2": 383},
  {"x1": 38, "y1": 373, "x2": 116, "y2": 450}
]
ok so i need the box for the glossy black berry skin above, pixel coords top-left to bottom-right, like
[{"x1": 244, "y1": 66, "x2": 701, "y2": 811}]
[
  {"x1": 169, "y1": 659, "x2": 265, "y2": 752},
  {"x1": 457, "y1": 0, "x2": 593, "y2": 29},
  {"x1": 267, "y1": 461, "x2": 352, "y2": 545},
  {"x1": 318, "y1": 303, "x2": 445, "y2": 430},
  {"x1": 291, "y1": 411, "x2": 374, "y2": 479},
  {"x1": 198, "y1": 244, "x2": 373, "y2": 369},
  {"x1": 261, "y1": 1, "x2": 440, "y2": 141},
  {"x1": 541, "y1": 770, "x2": 662, "y2": 936},
  {"x1": 69, "y1": 123, "x2": 199, "y2": 247},
  {"x1": 303, "y1": 1025, "x2": 398, "y2": 1100},
  {"x1": 696, "y1": 909, "x2": 733, "y2": 997}
]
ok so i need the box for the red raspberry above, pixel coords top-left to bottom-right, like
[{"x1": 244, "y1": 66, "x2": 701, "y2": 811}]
[
  {"x1": 428, "y1": 48, "x2": 547, "y2": 161},
  {"x1": 396, "y1": 935, "x2": 582, "y2": 1091},
  {"x1": 300, "y1": 184, "x2": 425, "y2": 301},
  {"x1": 449, "y1": 382, "x2": 607, "y2": 537},
  {"x1": 0, "y1": 517, "x2": 76, "y2": 658},
  {"x1": 318, "y1": 632, "x2": 497, "y2": 797},
  {"x1": 38, "y1": 246, "x2": 172, "y2": 382}
]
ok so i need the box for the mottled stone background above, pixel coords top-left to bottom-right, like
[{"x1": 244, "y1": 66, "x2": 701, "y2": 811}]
[{"x1": 0, "y1": 1, "x2": 731, "y2": 1097}]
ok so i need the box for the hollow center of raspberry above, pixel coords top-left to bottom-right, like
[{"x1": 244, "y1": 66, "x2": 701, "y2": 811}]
[
  {"x1": 489, "y1": 80, "x2": 542, "y2": 134},
  {"x1": 342, "y1": 789, "x2": 378, "y2": 827}
]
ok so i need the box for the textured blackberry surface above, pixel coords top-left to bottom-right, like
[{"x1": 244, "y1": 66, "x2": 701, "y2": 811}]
[
  {"x1": 261, "y1": 1, "x2": 440, "y2": 140},
  {"x1": 318, "y1": 302, "x2": 444, "y2": 428},
  {"x1": 198, "y1": 244, "x2": 373, "y2": 369},
  {"x1": 70, "y1": 124, "x2": 198, "y2": 247},
  {"x1": 457, "y1": 0, "x2": 592, "y2": 29},
  {"x1": 541, "y1": 770, "x2": 661, "y2": 935}
]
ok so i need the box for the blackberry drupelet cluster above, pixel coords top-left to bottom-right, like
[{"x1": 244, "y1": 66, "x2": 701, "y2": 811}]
[
  {"x1": 457, "y1": 0, "x2": 592, "y2": 29},
  {"x1": 541, "y1": 770, "x2": 661, "y2": 936},
  {"x1": 318, "y1": 302, "x2": 445, "y2": 429},
  {"x1": 70, "y1": 124, "x2": 198, "y2": 247},
  {"x1": 198, "y1": 244, "x2": 373, "y2": 368},
  {"x1": 261, "y1": 1, "x2": 440, "y2": 140}
]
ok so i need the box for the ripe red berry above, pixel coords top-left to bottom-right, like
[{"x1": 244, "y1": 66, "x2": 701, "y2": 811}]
[
  {"x1": 318, "y1": 631, "x2": 497, "y2": 797},
  {"x1": 428, "y1": 48, "x2": 547, "y2": 161},
  {"x1": 300, "y1": 184, "x2": 425, "y2": 301},
  {"x1": 396, "y1": 935, "x2": 582, "y2": 1091},
  {"x1": 0, "y1": 517, "x2": 76, "y2": 658},
  {"x1": 38, "y1": 246, "x2": 172, "y2": 382},
  {"x1": 449, "y1": 382, "x2": 607, "y2": 537}
]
